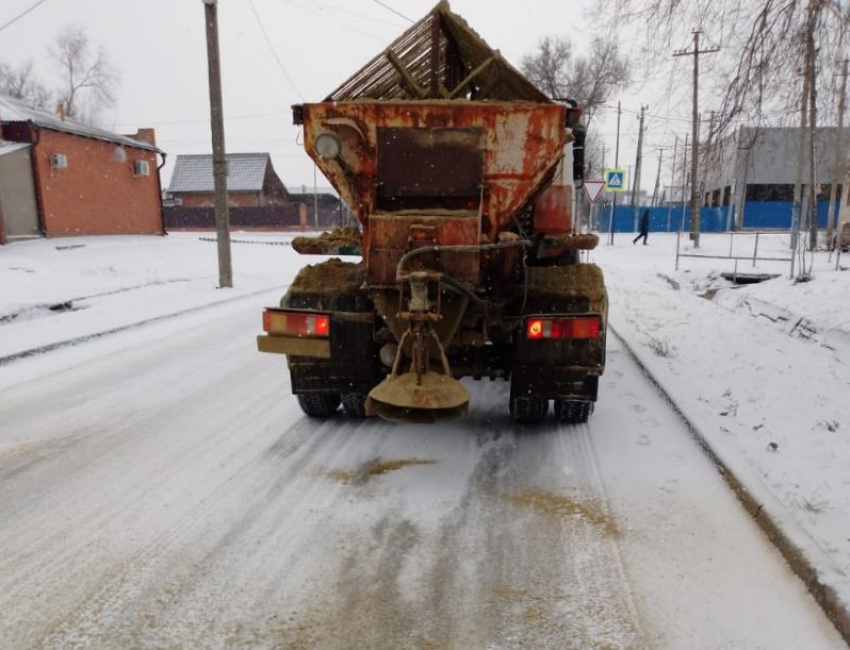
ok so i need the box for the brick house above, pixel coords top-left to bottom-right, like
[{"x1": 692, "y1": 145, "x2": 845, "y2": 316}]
[
  {"x1": 0, "y1": 93, "x2": 164, "y2": 243},
  {"x1": 166, "y1": 153, "x2": 288, "y2": 208}
]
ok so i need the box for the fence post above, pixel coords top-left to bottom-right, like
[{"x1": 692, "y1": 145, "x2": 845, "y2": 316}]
[
  {"x1": 752, "y1": 232, "x2": 759, "y2": 268},
  {"x1": 675, "y1": 229, "x2": 681, "y2": 270}
]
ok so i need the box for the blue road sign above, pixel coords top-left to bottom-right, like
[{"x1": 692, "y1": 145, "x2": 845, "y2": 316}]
[{"x1": 604, "y1": 169, "x2": 626, "y2": 192}]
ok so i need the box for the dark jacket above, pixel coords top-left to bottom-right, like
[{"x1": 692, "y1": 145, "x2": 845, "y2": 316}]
[{"x1": 639, "y1": 210, "x2": 650, "y2": 234}]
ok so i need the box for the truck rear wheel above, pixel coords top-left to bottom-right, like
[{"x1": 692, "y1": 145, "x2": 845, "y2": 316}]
[
  {"x1": 341, "y1": 392, "x2": 368, "y2": 418},
  {"x1": 297, "y1": 393, "x2": 341, "y2": 418},
  {"x1": 554, "y1": 399, "x2": 594, "y2": 424},
  {"x1": 509, "y1": 395, "x2": 549, "y2": 424}
]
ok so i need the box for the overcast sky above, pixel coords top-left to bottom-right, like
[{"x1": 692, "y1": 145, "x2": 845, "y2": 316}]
[{"x1": 0, "y1": 0, "x2": 697, "y2": 192}]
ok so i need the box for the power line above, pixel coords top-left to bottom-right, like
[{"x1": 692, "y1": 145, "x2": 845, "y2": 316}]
[
  {"x1": 372, "y1": 0, "x2": 414, "y2": 23},
  {"x1": 287, "y1": 0, "x2": 402, "y2": 30},
  {"x1": 114, "y1": 110, "x2": 289, "y2": 129},
  {"x1": 248, "y1": 0, "x2": 305, "y2": 101},
  {"x1": 0, "y1": 0, "x2": 49, "y2": 33},
  {"x1": 600, "y1": 102, "x2": 691, "y2": 124},
  {"x1": 283, "y1": 0, "x2": 389, "y2": 42}
]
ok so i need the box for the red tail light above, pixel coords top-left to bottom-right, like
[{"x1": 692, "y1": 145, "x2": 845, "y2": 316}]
[
  {"x1": 263, "y1": 310, "x2": 330, "y2": 337},
  {"x1": 526, "y1": 316, "x2": 600, "y2": 340}
]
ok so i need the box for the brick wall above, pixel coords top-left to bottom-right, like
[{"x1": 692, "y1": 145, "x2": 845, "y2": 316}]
[
  {"x1": 176, "y1": 192, "x2": 263, "y2": 209},
  {"x1": 32, "y1": 129, "x2": 162, "y2": 235},
  {"x1": 163, "y1": 205, "x2": 342, "y2": 230}
]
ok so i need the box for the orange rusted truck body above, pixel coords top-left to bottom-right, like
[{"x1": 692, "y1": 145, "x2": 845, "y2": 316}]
[
  {"x1": 258, "y1": 1, "x2": 606, "y2": 425},
  {"x1": 299, "y1": 101, "x2": 569, "y2": 286}
]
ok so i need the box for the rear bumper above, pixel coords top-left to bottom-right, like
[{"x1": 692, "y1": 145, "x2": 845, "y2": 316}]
[{"x1": 256, "y1": 335, "x2": 330, "y2": 358}]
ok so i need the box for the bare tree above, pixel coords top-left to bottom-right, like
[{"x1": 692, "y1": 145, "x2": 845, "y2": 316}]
[
  {"x1": 601, "y1": 0, "x2": 849, "y2": 147},
  {"x1": 0, "y1": 59, "x2": 52, "y2": 108},
  {"x1": 521, "y1": 36, "x2": 629, "y2": 127},
  {"x1": 520, "y1": 37, "x2": 572, "y2": 100},
  {"x1": 50, "y1": 25, "x2": 118, "y2": 122}
]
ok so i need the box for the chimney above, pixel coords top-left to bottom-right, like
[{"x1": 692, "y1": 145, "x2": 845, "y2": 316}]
[
  {"x1": 57, "y1": 103, "x2": 66, "y2": 122},
  {"x1": 126, "y1": 128, "x2": 157, "y2": 147}
]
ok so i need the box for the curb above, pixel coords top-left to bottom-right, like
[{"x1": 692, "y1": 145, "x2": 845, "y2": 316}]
[
  {"x1": 0, "y1": 287, "x2": 279, "y2": 368},
  {"x1": 609, "y1": 324, "x2": 850, "y2": 646}
]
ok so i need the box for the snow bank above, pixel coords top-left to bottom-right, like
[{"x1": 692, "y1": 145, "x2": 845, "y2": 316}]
[
  {"x1": 593, "y1": 232, "x2": 850, "y2": 620},
  {"x1": 0, "y1": 233, "x2": 315, "y2": 360}
]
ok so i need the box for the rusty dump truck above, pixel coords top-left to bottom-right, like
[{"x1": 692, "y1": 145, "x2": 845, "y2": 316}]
[{"x1": 257, "y1": 2, "x2": 606, "y2": 424}]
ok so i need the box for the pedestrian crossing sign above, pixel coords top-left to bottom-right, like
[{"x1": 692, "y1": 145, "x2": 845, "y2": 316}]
[{"x1": 604, "y1": 169, "x2": 626, "y2": 192}]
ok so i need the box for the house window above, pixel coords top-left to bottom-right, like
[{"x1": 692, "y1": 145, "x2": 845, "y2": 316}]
[
  {"x1": 50, "y1": 153, "x2": 68, "y2": 169},
  {"x1": 133, "y1": 160, "x2": 151, "y2": 177}
]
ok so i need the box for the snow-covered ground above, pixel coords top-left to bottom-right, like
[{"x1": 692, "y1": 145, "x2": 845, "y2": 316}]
[
  {"x1": 593, "y1": 232, "x2": 850, "y2": 625},
  {"x1": 1, "y1": 230, "x2": 849, "y2": 646},
  {"x1": 0, "y1": 293, "x2": 842, "y2": 648},
  {"x1": 0, "y1": 233, "x2": 306, "y2": 360}
]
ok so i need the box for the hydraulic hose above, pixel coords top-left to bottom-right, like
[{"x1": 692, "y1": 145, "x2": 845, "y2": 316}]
[{"x1": 395, "y1": 239, "x2": 533, "y2": 282}]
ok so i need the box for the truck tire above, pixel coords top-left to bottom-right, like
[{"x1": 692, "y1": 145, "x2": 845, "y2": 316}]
[
  {"x1": 509, "y1": 395, "x2": 549, "y2": 424},
  {"x1": 554, "y1": 399, "x2": 594, "y2": 424},
  {"x1": 341, "y1": 392, "x2": 368, "y2": 418},
  {"x1": 297, "y1": 393, "x2": 341, "y2": 418}
]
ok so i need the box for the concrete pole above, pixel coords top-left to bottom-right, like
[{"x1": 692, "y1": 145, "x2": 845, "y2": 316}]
[
  {"x1": 680, "y1": 135, "x2": 689, "y2": 231},
  {"x1": 203, "y1": 0, "x2": 232, "y2": 288},
  {"x1": 667, "y1": 136, "x2": 678, "y2": 231},
  {"x1": 826, "y1": 59, "x2": 848, "y2": 249},
  {"x1": 807, "y1": 22, "x2": 819, "y2": 253},
  {"x1": 791, "y1": 12, "x2": 813, "y2": 263},
  {"x1": 631, "y1": 106, "x2": 647, "y2": 231},
  {"x1": 674, "y1": 31, "x2": 719, "y2": 248},
  {"x1": 652, "y1": 147, "x2": 665, "y2": 207},
  {"x1": 690, "y1": 33, "x2": 701, "y2": 248},
  {"x1": 608, "y1": 101, "x2": 622, "y2": 245}
]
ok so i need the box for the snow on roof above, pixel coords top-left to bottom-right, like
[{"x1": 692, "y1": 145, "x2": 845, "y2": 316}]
[
  {"x1": 168, "y1": 153, "x2": 272, "y2": 193},
  {"x1": 0, "y1": 93, "x2": 161, "y2": 153},
  {"x1": 0, "y1": 140, "x2": 30, "y2": 157}
]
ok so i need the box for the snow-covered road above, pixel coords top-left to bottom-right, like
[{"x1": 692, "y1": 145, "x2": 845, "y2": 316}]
[{"x1": 0, "y1": 292, "x2": 844, "y2": 649}]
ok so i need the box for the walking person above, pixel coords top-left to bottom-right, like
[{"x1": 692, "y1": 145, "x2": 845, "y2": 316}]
[{"x1": 633, "y1": 209, "x2": 650, "y2": 245}]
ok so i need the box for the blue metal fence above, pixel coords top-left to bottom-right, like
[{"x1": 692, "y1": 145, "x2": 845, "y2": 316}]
[
  {"x1": 595, "y1": 201, "x2": 833, "y2": 233},
  {"x1": 596, "y1": 205, "x2": 731, "y2": 233},
  {"x1": 740, "y1": 201, "x2": 832, "y2": 230}
]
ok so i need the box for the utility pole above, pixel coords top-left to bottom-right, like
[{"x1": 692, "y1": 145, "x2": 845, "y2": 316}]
[
  {"x1": 666, "y1": 136, "x2": 678, "y2": 231},
  {"x1": 631, "y1": 105, "x2": 647, "y2": 231},
  {"x1": 674, "y1": 31, "x2": 719, "y2": 249},
  {"x1": 608, "y1": 101, "x2": 622, "y2": 245},
  {"x1": 704, "y1": 111, "x2": 716, "y2": 208},
  {"x1": 601, "y1": 143, "x2": 607, "y2": 172},
  {"x1": 827, "y1": 58, "x2": 848, "y2": 249},
  {"x1": 791, "y1": 68, "x2": 811, "y2": 270},
  {"x1": 827, "y1": 60, "x2": 848, "y2": 248},
  {"x1": 203, "y1": 0, "x2": 233, "y2": 288},
  {"x1": 807, "y1": 20, "x2": 819, "y2": 253},
  {"x1": 679, "y1": 135, "x2": 690, "y2": 231},
  {"x1": 791, "y1": 4, "x2": 817, "y2": 266},
  {"x1": 652, "y1": 147, "x2": 666, "y2": 207}
]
